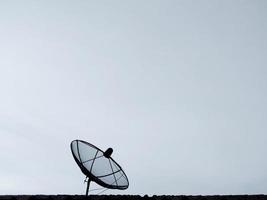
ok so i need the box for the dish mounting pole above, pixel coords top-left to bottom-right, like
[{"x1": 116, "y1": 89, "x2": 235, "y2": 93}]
[{"x1": 85, "y1": 177, "x2": 91, "y2": 196}]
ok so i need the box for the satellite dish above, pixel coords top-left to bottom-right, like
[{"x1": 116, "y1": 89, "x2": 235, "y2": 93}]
[{"x1": 70, "y1": 140, "x2": 129, "y2": 196}]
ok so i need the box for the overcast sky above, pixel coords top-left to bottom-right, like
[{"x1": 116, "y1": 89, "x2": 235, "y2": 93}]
[{"x1": 0, "y1": 0, "x2": 267, "y2": 196}]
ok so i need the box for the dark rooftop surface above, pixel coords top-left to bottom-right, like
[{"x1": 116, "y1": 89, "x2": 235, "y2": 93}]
[{"x1": 0, "y1": 195, "x2": 266, "y2": 200}]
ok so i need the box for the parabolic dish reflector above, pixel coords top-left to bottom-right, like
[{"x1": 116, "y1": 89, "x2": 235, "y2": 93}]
[{"x1": 71, "y1": 140, "x2": 129, "y2": 190}]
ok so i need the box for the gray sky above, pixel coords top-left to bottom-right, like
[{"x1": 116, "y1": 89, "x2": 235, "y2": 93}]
[{"x1": 0, "y1": 0, "x2": 267, "y2": 196}]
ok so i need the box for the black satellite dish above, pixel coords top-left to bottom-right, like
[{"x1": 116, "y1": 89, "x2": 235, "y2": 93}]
[{"x1": 70, "y1": 140, "x2": 129, "y2": 196}]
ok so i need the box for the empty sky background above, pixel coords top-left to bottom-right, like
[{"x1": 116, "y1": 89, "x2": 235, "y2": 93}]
[{"x1": 0, "y1": 0, "x2": 267, "y2": 196}]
